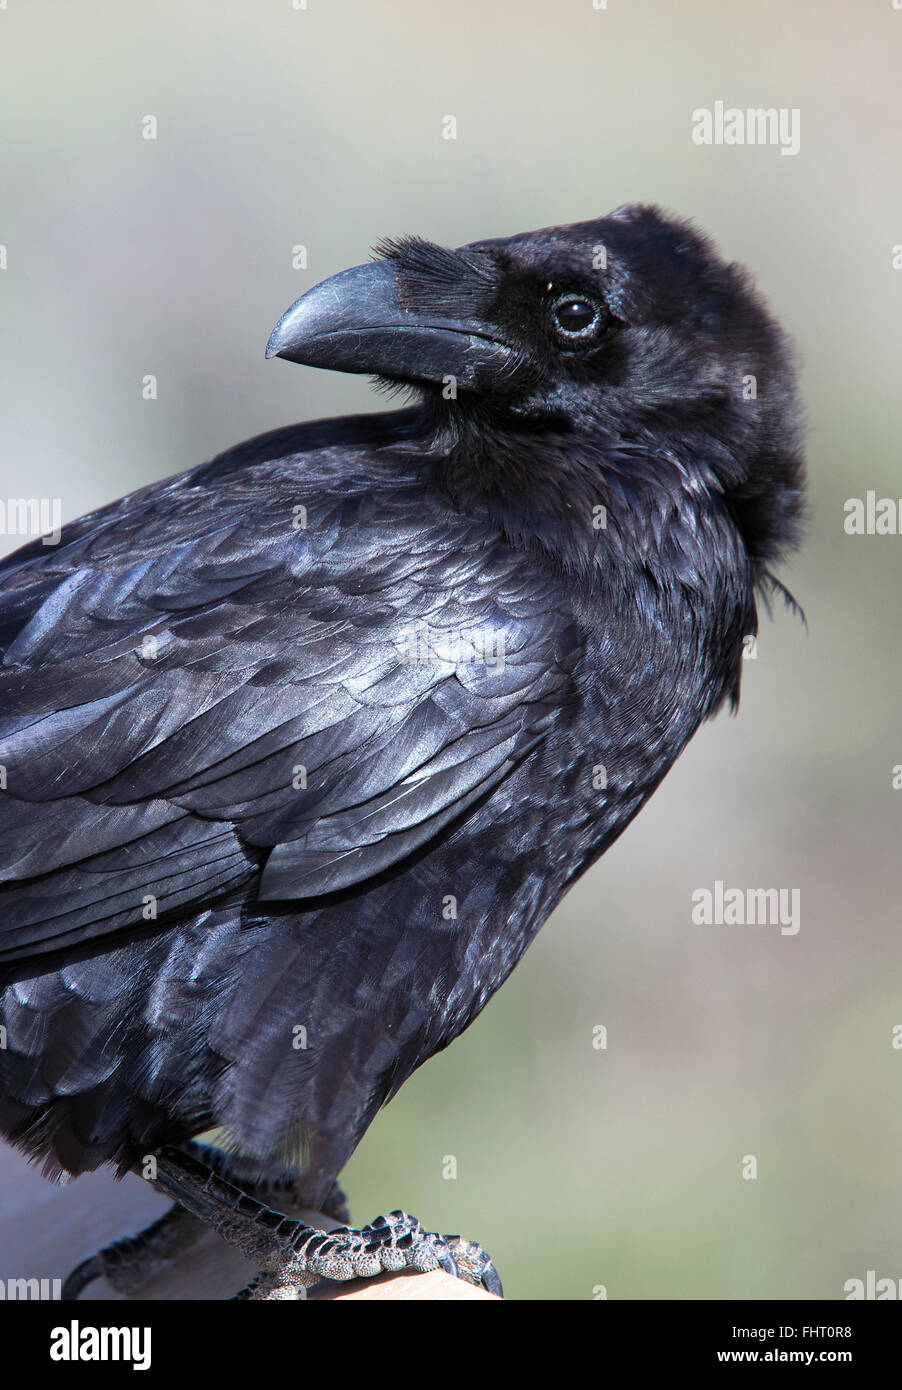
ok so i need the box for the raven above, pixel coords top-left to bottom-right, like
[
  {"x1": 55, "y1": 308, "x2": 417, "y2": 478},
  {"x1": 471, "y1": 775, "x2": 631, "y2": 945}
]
[{"x1": 0, "y1": 206, "x2": 804, "y2": 1298}]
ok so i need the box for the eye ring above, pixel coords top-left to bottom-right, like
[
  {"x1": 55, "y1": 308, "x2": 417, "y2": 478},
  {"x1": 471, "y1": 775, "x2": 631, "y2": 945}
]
[{"x1": 548, "y1": 290, "x2": 607, "y2": 343}]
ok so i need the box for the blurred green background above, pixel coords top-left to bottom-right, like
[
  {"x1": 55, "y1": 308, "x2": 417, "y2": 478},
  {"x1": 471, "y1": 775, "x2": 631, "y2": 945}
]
[{"x1": 1, "y1": 0, "x2": 901, "y2": 1300}]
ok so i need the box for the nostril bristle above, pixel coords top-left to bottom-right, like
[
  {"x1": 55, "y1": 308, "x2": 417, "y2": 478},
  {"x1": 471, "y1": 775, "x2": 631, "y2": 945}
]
[{"x1": 372, "y1": 235, "x2": 496, "y2": 315}]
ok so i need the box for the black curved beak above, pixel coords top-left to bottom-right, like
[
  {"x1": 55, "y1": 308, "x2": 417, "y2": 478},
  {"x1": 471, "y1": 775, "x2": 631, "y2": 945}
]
[{"x1": 266, "y1": 259, "x2": 516, "y2": 392}]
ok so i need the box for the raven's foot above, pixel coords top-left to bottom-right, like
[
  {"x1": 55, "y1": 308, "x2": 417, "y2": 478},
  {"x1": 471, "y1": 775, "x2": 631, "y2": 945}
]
[
  {"x1": 61, "y1": 1138, "x2": 352, "y2": 1300},
  {"x1": 233, "y1": 1216, "x2": 504, "y2": 1300},
  {"x1": 149, "y1": 1144, "x2": 503, "y2": 1299},
  {"x1": 61, "y1": 1201, "x2": 205, "y2": 1300}
]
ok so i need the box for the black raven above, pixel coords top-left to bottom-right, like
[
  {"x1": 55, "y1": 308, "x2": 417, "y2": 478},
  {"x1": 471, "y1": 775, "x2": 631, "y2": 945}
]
[{"x1": 0, "y1": 206, "x2": 804, "y2": 1298}]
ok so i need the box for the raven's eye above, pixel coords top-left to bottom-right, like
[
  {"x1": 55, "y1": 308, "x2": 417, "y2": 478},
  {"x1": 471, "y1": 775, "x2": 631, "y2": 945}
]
[{"x1": 549, "y1": 292, "x2": 606, "y2": 343}]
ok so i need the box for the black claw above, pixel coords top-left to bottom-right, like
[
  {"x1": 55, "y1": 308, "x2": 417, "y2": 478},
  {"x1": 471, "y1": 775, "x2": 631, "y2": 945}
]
[
  {"x1": 443, "y1": 1237, "x2": 504, "y2": 1297},
  {"x1": 61, "y1": 1255, "x2": 102, "y2": 1302}
]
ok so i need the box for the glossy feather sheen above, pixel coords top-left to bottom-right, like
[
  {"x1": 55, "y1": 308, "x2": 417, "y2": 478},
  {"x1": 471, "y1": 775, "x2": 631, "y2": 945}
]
[{"x1": 0, "y1": 207, "x2": 804, "y2": 1196}]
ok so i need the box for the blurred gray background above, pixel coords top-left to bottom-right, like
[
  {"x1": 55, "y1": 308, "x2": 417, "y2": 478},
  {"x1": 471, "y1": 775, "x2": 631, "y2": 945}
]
[{"x1": 1, "y1": 0, "x2": 900, "y2": 1300}]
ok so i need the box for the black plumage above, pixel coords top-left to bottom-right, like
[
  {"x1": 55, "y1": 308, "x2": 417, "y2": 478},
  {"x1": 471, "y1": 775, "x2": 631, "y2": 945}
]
[{"x1": 0, "y1": 207, "x2": 804, "y2": 1230}]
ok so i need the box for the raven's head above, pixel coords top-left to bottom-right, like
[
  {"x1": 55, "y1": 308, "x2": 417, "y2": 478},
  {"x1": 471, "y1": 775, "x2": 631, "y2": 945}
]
[{"x1": 268, "y1": 206, "x2": 805, "y2": 575}]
